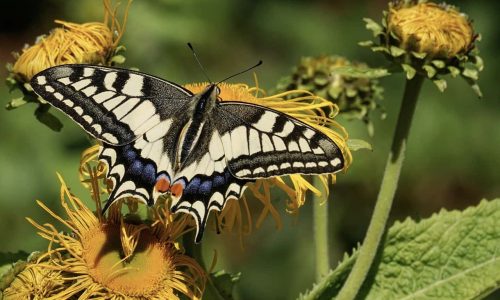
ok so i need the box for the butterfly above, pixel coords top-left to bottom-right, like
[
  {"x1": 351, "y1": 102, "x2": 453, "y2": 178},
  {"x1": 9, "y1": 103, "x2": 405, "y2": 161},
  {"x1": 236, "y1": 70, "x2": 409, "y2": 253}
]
[{"x1": 30, "y1": 64, "x2": 345, "y2": 242}]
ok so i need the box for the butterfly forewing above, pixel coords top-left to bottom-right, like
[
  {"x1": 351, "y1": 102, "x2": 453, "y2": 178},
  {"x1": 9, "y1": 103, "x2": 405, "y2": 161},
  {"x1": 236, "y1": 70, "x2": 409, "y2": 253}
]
[
  {"x1": 30, "y1": 64, "x2": 193, "y2": 145},
  {"x1": 213, "y1": 102, "x2": 344, "y2": 179}
]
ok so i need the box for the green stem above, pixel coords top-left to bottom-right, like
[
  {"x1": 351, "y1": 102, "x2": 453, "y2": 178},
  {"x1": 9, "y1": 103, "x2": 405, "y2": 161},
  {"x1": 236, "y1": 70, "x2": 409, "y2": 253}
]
[
  {"x1": 335, "y1": 74, "x2": 425, "y2": 300},
  {"x1": 313, "y1": 176, "x2": 330, "y2": 281},
  {"x1": 183, "y1": 232, "x2": 226, "y2": 300}
]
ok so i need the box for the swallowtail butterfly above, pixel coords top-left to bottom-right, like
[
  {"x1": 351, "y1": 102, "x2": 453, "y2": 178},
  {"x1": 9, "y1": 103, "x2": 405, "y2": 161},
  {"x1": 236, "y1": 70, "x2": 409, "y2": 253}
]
[{"x1": 31, "y1": 64, "x2": 345, "y2": 242}]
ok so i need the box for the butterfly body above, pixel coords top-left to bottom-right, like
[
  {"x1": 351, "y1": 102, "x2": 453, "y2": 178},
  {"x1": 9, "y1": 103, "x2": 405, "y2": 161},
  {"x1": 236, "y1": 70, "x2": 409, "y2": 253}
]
[{"x1": 31, "y1": 64, "x2": 345, "y2": 242}]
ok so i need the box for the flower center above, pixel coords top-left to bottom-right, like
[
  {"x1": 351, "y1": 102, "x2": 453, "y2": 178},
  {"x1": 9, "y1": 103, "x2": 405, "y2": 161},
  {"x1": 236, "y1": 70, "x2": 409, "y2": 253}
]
[
  {"x1": 388, "y1": 3, "x2": 473, "y2": 58},
  {"x1": 82, "y1": 224, "x2": 174, "y2": 297}
]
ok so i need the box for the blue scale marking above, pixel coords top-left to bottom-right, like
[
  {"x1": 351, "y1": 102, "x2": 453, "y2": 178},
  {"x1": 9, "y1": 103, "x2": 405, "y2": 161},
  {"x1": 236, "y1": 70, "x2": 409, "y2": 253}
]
[
  {"x1": 124, "y1": 147, "x2": 137, "y2": 163},
  {"x1": 212, "y1": 174, "x2": 225, "y2": 188},
  {"x1": 198, "y1": 180, "x2": 213, "y2": 197},
  {"x1": 129, "y1": 160, "x2": 143, "y2": 175},
  {"x1": 184, "y1": 177, "x2": 201, "y2": 195},
  {"x1": 143, "y1": 164, "x2": 157, "y2": 185}
]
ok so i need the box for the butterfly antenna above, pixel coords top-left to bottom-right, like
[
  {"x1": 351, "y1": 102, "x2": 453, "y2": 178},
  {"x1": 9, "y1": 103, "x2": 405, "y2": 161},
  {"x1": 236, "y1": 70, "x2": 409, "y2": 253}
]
[
  {"x1": 187, "y1": 42, "x2": 212, "y2": 83},
  {"x1": 216, "y1": 60, "x2": 263, "y2": 85}
]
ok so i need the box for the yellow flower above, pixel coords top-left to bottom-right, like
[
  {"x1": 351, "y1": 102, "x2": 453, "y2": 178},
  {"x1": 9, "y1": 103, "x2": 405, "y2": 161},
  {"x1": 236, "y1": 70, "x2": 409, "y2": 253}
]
[
  {"x1": 10, "y1": 0, "x2": 130, "y2": 82},
  {"x1": 388, "y1": 2, "x2": 473, "y2": 59},
  {"x1": 4, "y1": 154, "x2": 205, "y2": 299},
  {"x1": 184, "y1": 82, "x2": 352, "y2": 239},
  {"x1": 361, "y1": 0, "x2": 483, "y2": 96}
]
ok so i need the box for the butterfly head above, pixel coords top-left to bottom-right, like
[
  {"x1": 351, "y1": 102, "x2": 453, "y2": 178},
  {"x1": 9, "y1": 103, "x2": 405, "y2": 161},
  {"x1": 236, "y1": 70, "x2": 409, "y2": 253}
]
[
  {"x1": 190, "y1": 83, "x2": 221, "y2": 116},
  {"x1": 200, "y1": 83, "x2": 221, "y2": 100}
]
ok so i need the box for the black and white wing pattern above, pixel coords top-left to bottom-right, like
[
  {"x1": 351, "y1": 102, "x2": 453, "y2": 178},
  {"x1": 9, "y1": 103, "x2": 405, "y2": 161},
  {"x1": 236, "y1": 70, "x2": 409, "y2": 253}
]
[
  {"x1": 31, "y1": 64, "x2": 345, "y2": 243},
  {"x1": 212, "y1": 102, "x2": 344, "y2": 178},
  {"x1": 31, "y1": 64, "x2": 193, "y2": 145}
]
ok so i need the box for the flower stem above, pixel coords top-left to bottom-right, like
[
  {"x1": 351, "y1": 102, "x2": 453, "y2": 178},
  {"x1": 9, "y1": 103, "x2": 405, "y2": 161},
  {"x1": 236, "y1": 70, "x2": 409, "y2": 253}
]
[
  {"x1": 313, "y1": 176, "x2": 330, "y2": 281},
  {"x1": 183, "y1": 232, "x2": 227, "y2": 300},
  {"x1": 336, "y1": 74, "x2": 425, "y2": 300}
]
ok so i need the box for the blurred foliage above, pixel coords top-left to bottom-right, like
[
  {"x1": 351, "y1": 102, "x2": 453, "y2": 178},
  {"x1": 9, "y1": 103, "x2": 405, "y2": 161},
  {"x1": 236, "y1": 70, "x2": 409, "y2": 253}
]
[{"x1": 1, "y1": 0, "x2": 499, "y2": 299}]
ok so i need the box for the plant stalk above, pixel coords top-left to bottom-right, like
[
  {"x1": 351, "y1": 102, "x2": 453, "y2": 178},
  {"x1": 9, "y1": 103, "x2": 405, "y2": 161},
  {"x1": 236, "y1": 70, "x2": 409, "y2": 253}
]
[
  {"x1": 313, "y1": 176, "x2": 330, "y2": 281},
  {"x1": 336, "y1": 74, "x2": 425, "y2": 300},
  {"x1": 183, "y1": 232, "x2": 226, "y2": 300}
]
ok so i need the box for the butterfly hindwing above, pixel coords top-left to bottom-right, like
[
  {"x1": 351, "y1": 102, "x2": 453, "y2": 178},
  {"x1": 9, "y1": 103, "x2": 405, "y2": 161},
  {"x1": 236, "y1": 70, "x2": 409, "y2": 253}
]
[
  {"x1": 30, "y1": 64, "x2": 193, "y2": 145},
  {"x1": 168, "y1": 119, "x2": 249, "y2": 242},
  {"x1": 213, "y1": 102, "x2": 344, "y2": 179}
]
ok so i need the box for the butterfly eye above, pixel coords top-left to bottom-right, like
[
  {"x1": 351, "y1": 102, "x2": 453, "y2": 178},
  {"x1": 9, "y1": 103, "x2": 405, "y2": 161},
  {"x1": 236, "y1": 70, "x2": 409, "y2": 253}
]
[
  {"x1": 155, "y1": 176, "x2": 171, "y2": 193},
  {"x1": 170, "y1": 182, "x2": 185, "y2": 198},
  {"x1": 215, "y1": 86, "x2": 221, "y2": 95}
]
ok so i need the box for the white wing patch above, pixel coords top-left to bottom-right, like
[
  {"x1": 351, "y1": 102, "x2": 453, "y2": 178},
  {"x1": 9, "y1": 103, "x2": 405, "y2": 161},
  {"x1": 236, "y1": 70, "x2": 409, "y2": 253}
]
[
  {"x1": 103, "y1": 96, "x2": 126, "y2": 110},
  {"x1": 230, "y1": 126, "x2": 249, "y2": 158},
  {"x1": 93, "y1": 91, "x2": 115, "y2": 103},
  {"x1": 104, "y1": 72, "x2": 118, "y2": 91},
  {"x1": 122, "y1": 73, "x2": 144, "y2": 96},
  {"x1": 253, "y1": 111, "x2": 277, "y2": 133},
  {"x1": 121, "y1": 101, "x2": 157, "y2": 132},
  {"x1": 113, "y1": 98, "x2": 140, "y2": 119}
]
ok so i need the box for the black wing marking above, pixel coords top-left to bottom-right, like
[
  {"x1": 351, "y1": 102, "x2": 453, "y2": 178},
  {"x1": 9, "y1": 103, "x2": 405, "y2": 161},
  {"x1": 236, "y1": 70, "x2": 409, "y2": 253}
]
[
  {"x1": 213, "y1": 102, "x2": 345, "y2": 179},
  {"x1": 30, "y1": 64, "x2": 193, "y2": 145},
  {"x1": 169, "y1": 119, "x2": 251, "y2": 242}
]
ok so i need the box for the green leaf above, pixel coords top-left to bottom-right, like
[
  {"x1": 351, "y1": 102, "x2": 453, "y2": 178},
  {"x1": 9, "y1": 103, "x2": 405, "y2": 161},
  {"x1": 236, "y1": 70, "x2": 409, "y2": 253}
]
[
  {"x1": 401, "y1": 64, "x2": 416, "y2": 80},
  {"x1": 448, "y1": 66, "x2": 461, "y2": 77},
  {"x1": 411, "y1": 52, "x2": 427, "y2": 59},
  {"x1": 363, "y1": 18, "x2": 383, "y2": 37},
  {"x1": 431, "y1": 60, "x2": 446, "y2": 69},
  {"x1": 330, "y1": 66, "x2": 390, "y2": 79},
  {"x1": 469, "y1": 83, "x2": 483, "y2": 99},
  {"x1": 5, "y1": 76, "x2": 19, "y2": 92},
  {"x1": 210, "y1": 270, "x2": 241, "y2": 299},
  {"x1": 5, "y1": 97, "x2": 28, "y2": 110},
  {"x1": 299, "y1": 199, "x2": 500, "y2": 300},
  {"x1": 433, "y1": 79, "x2": 447, "y2": 92},
  {"x1": 328, "y1": 86, "x2": 343, "y2": 99},
  {"x1": 473, "y1": 55, "x2": 484, "y2": 71},
  {"x1": 0, "y1": 251, "x2": 39, "y2": 292},
  {"x1": 460, "y1": 76, "x2": 483, "y2": 98},
  {"x1": 389, "y1": 46, "x2": 406, "y2": 57},
  {"x1": 110, "y1": 54, "x2": 126, "y2": 64},
  {"x1": 462, "y1": 68, "x2": 479, "y2": 81},
  {"x1": 422, "y1": 65, "x2": 436, "y2": 78},
  {"x1": 347, "y1": 139, "x2": 373, "y2": 151},
  {"x1": 358, "y1": 40, "x2": 374, "y2": 47}
]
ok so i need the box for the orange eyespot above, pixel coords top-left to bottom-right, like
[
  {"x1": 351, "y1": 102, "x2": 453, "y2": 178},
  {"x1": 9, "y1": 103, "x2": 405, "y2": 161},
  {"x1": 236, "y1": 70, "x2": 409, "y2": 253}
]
[
  {"x1": 155, "y1": 177, "x2": 171, "y2": 193},
  {"x1": 170, "y1": 182, "x2": 184, "y2": 198}
]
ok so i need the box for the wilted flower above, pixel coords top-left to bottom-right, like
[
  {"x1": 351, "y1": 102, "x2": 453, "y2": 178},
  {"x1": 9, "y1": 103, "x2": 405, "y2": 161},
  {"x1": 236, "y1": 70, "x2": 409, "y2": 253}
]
[
  {"x1": 184, "y1": 82, "x2": 352, "y2": 239},
  {"x1": 5, "y1": 0, "x2": 131, "y2": 131},
  {"x1": 275, "y1": 55, "x2": 385, "y2": 135},
  {"x1": 10, "y1": 0, "x2": 129, "y2": 82},
  {"x1": 3, "y1": 150, "x2": 205, "y2": 299},
  {"x1": 361, "y1": 0, "x2": 483, "y2": 96}
]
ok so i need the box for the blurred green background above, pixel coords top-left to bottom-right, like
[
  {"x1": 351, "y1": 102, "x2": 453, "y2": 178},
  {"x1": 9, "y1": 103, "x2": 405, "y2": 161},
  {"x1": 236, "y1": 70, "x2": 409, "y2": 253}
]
[{"x1": 0, "y1": 0, "x2": 499, "y2": 299}]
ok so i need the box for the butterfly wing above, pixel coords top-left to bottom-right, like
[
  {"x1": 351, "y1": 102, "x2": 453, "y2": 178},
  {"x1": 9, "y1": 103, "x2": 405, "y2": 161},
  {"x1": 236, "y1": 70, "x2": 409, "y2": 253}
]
[
  {"x1": 30, "y1": 64, "x2": 193, "y2": 145},
  {"x1": 213, "y1": 102, "x2": 345, "y2": 179},
  {"x1": 31, "y1": 64, "x2": 196, "y2": 216},
  {"x1": 167, "y1": 118, "x2": 249, "y2": 242}
]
